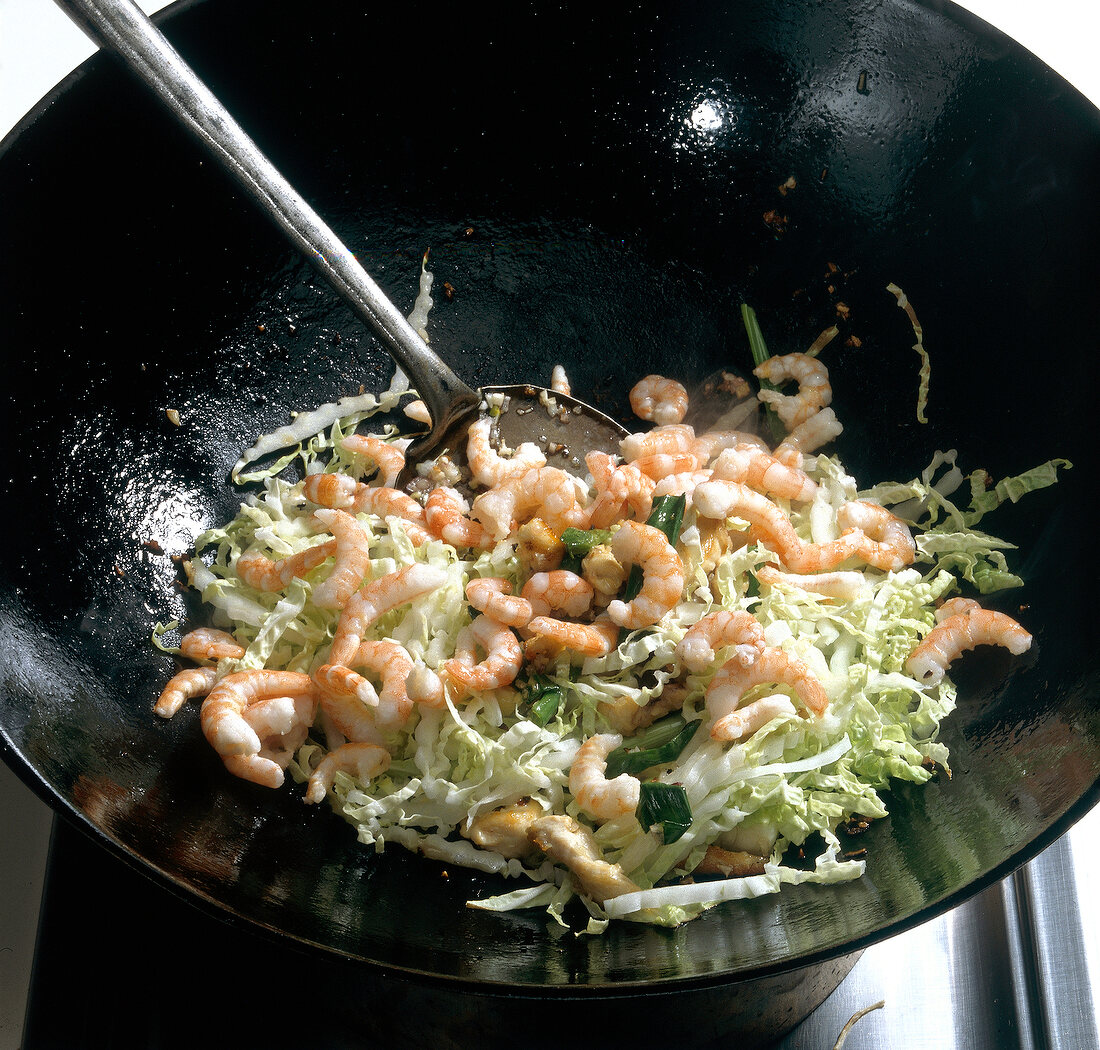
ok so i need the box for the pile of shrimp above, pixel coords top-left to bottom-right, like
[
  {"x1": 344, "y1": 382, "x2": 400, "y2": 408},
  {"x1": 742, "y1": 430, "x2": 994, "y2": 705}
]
[{"x1": 156, "y1": 352, "x2": 1035, "y2": 922}]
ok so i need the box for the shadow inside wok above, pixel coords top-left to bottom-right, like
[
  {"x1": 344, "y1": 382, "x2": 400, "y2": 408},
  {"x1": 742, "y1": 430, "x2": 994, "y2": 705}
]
[{"x1": 0, "y1": 0, "x2": 1097, "y2": 991}]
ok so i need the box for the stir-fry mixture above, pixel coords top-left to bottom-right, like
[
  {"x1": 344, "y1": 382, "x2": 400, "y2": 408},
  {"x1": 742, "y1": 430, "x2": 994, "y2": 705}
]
[{"x1": 155, "y1": 297, "x2": 1068, "y2": 929}]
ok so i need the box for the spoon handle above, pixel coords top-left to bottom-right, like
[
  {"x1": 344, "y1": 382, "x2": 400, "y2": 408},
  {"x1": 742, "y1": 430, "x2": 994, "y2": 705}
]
[{"x1": 53, "y1": 0, "x2": 480, "y2": 436}]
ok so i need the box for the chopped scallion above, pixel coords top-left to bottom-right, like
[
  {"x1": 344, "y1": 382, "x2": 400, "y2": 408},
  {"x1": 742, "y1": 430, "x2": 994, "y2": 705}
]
[
  {"x1": 605, "y1": 717, "x2": 701, "y2": 778},
  {"x1": 637, "y1": 782, "x2": 693, "y2": 844}
]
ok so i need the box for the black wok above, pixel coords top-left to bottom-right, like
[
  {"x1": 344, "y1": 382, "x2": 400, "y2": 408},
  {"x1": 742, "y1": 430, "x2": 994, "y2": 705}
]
[{"x1": 1, "y1": 0, "x2": 1097, "y2": 1045}]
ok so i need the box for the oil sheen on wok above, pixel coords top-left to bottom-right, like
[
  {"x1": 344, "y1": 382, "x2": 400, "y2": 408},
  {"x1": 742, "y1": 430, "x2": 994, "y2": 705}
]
[{"x1": 153, "y1": 281, "x2": 1067, "y2": 929}]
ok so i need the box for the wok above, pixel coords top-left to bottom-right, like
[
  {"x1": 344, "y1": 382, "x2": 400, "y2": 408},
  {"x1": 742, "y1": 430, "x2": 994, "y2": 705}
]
[{"x1": 1, "y1": 0, "x2": 1097, "y2": 1044}]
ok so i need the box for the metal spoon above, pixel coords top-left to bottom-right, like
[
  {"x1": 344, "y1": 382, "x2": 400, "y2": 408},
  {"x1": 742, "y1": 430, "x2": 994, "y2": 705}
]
[{"x1": 54, "y1": 0, "x2": 627, "y2": 476}]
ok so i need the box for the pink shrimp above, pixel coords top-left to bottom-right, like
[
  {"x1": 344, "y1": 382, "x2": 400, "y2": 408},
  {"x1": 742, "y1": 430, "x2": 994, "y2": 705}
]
[
  {"x1": 235, "y1": 539, "x2": 338, "y2": 594},
  {"x1": 178, "y1": 627, "x2": 246, "y2": 662},
  {"x1": 425, "y1": 486, "x2": 497, "y2": 549},
  {"x1": 466, "y1": 577, "x2": 534, "y2": 628},
  {"x1": 629, "y1": 374, "x2": 689, "y2": 425},
  {"x1": 692, "y1": 480, "x2": 864, "y2": 573},
  {"x1": 352, "y1": 640, "x2": 418, "y2": 732},
  {"x1": 620, "y1": 423, "x2": 697, "y2": 462},
  {"x1": 836, "y1": 500, "x2": 916, "y2": 572},
  {"x1": 340, "y1": 434, "x2": 405, "y2": 488},
  {"x1": 755, "y1": 564, "x2": 865, "y2": 600},
  {"x1": 710, "y1": 445, "x2": 818, "y2": 503},
  {"x1": 631, "y1": 450, "x2": 703, "y2": 482},
  {"x1": 584, "y1": 452, "x2": 655, "y2": 528},
  {"x1": 521, "y1": 570, "x2": 594, "y2": 619},
  {"x1": 606, "y1": 521, "x2": 685, "y2": 630},
  {"x1": 711, "y1": 693, "x2": 798, "y2": 742},
  {"x1": 440, "y1": 614, "x2": 524, "y2": 697},
  {"x1": 677, "y1": 610, "x2": 766, "y2": 673},
  {"x1": 318, "y1": 692, "x2": 386, "y2": 747},
  {"x1": 302, "y1": 472, "x2": 426, "y2": 524},
  {"x1": 466, "y1": 416, "x2": 547, "y2": 488},
  {"x1": 472, "y1": 466, "x2": 588, "y2": 538},
  {"x1": 753, "y1": 353, "x2": 832, "y2": 429},
  {"x1": 652, "y1": 470, "x2": 713, "y2": 500},
  {"x1": 775, "y1": 407, "x2": 843, "y2": 460},
  {"x1": 524, "y1": 615, "x2": 619, "y2": 659},
  {"x1": 239, "y1": 693, "x2": 315, "y2": 771},
  {"x1": 905, "y1": 599, "x2": 1032, "y2": 686},
  {"x1": 309, "y1": 509, "x2": 372, "y2": 609},
  {"x1": 199, "y1": 670, "x2": 318, "y2": 787},
  {"x1": 693, "y1": 429, "x2": 769, "y2": 465},
  {"x1": 154, "y1": 667, "x2": 218, "y2": 718},
  {"x1": 568, "y1": 734, "x2": 640, "y2": 822},
  {"x1": 305, "y1": 742, "x2": 391, "y2": 804},
  {"x1": 705, "y1": 647, "x2": 828, "y2": 733},
  {"x1": 327, "y1": 562, "x2": 448, "y2": 666}
]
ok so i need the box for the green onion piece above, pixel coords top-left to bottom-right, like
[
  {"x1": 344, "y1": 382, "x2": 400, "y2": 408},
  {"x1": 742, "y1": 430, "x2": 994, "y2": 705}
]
[
  {"x1": 618, "y1": 494, "x2": 686, "y2": 624},
  {"x1": 605, "y1": 717, "x2": 701, "y2": 779},
  {"x1": 561, "y1": 527, "x2": 614, "y2": 557},
  {"x1": 637, "y1": 782, "x2": 693, "y2": 844},
  {"x1": 740, "y1": 302, "x2": 786, "y2": 444},
  {"x1": 523, "y1": 673, "x2": 562, "y2": 726}
]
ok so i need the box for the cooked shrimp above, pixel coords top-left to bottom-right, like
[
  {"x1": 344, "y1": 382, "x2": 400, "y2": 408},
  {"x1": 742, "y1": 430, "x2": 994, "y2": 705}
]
[
  {"x1": 905, "y1": 600, "x2": 1032, "y2": 686},
  {"x1": 303, "y1": 473, "x2": 425, "y2": 524},
  {"x1": 753, "y1": 352, "x2": 833, "y2": 429},
  {"x1": 677, "y1": 609, "x2": 766, "y2": 673},
  {"x1": 775, "y1": 406, "x2": 843, "y2": 460},
  {"x1": 693, "y1": 429, "x2": 769, "y2": 465},
  {"x1": 710, "y1": 693, "x2": 798, "y2": 742},
  {"x1": 155, "y1": 667, "x2": 218, "y2": 718},
  {"x1": 425, "y1": 486, "x2": 497, "y2": 549},
  {"x1": 441, "y1": 614, "x2": 524, "y2": 696},
  {"x1": 466, "y1": 416, "x2": 547, "y2": 488},
  {"x1": 341, "y1": 434, "x2": 405, "y2": 488},
  {"x1": 521, "y1": 570, "x2": 594, "y2": 619},
  {"x1": 199, "y1": 670, "x2": 317, "y2": 786},
  {"x1": 328, "y1": 563, "x2": 448, "y2": 665},
  {"x1": 318, "y1": 692, "x2": 385, "y2": 746},
  {"x1": 305, "y1": 742, "x2": 391, "y2": 804},
  {"x1": 178, "y1": 627, "x2": 246, "y2": 662},
  {"x1": 527, "y1": 815, "x2": 640, "y2": 903},
  {"x1": 629, "y1": 374, "x2": 689, "y2": 425},
  {"x1": 310, "y1": 509, "x2": 372, "y2": 609},
  {"x1": 550, "y1": 364, "x2": 571, "y2": 396},
  {"x1": 706, "y1": 647, "x2": 829, "y2": 730},
  {"x1": 240, "y1": 694, "x2": 316, "y2": 771},
  {"x1": 606, "y1": 521, "x2": 686, "y2": 630},
  {"x1": 620, "y1": 423, "x2": 697, "y2": 462},
  {"x1": 836, "y1": 500, "x2": 916, "y2": 572},
  {"x1": 692, "y1": 480, "x2": 864, "y2": 573},
  {"x1": 569, "y1": 734, "x2": 640, "y2": 821},
  {"x1": 462, "y1": 799, "x2": 542, "y2": 860},
  {"x1": 631, "y1": 451, "x2": 703, "y2": 482},
  {"x1": 472, "y1": 467, "x2": 587, "y2": 538},
  {"x1": 711, "y1": 445, "x2": 818, "y2": 503},
  {"x1": 523, "y1": 615, "x2": 619, "y2": 661},
  {"x1": 585, "y1": 452, "x2": 655, "y2": 528},
  {"x1": 235, "y1": 539, "x2": 338, "y2": 593},
  {"x1": 406, "y1": 664, "x2": 445, "y2": 708},
  {"x1": 353, "y1": 640, "x2": 418, "y2": 732},
  {"x1": 466, "y1": 577, "x2": 534, "y2": 628},
  {"x1": 651, "y1": 470, "x2": 713, "y2": 500},
  {"x1": 755, "y1": 564, "x2": 865, "y2": 600}
]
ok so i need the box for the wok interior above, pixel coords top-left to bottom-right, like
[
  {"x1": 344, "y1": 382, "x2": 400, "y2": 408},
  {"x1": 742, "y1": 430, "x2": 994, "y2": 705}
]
[{"x1": 0, "y1": 0, "x2": 1097, "y2": 987}]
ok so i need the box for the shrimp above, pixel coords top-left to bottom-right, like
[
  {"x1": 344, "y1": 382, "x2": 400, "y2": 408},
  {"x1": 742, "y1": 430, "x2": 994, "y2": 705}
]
[
  {"x1": 629, "y1": 374, "x2": 689, "y2": 425},
  {"x1": 652, "y1": 470, "x2": 713, "y2": 501},
  {"x1": 523, "y1": 615, "x2": 619, "y2": 662},
  {"x1": 706, "y1": 646, "x2": 828, "y2": 731},
  {"x1": 836, "y1": 500, "x2": 916, "y2": 572},
  {"x1": 199, "y1": 670, "x2": 317, "y2": 786},
  {"x1": 310, "y1": 509, "x2": 372, "y2": 609},
  {"x1": 568, "y1": 734, "x2": 640, "y2": 821},
  {"x1": 584, "y1": 452, "x2": 655, "y2": 528},
  {"x1": 240, "y1": 694, "x2": 316, "y2": 771},
  {"x1": 235, "y1": 539, "x2": 338, "y2": 594},
  {"x1": 328, "y1": 562, "x2": 448, "y2": 666},
  {"x1": 521, "y1": 570, "x2": 594, "y2": 619},
  {"x1": 693, "y1": 429, "x2": 769, "y2": 465},
  {"x1": 755, "y1": 564, "x2": 865, "y2": 600},
  {"x1": 677, "y1": 609, "x2": 766, "y2": 673},
  {"x1": 692, "y1": 480, "x2": 864, "y2": 573},
  {"x1": 620, "y1": 423, "x2": 697, "y2": 462},
  {"x1": 905, "y1": 599, "x2": 1032, "y2": 686},
  {"x1": 353, "y1": 640, "x2": 418, "y2": 732},
  {"x1": 305, "y1": 742, "x2": 391, "y2": 804},
  {"x1": 472, "y1": 467, "x2": 587, "y2": 538},
  {"x1": 466, "y1": 416, "x2": 547, "y2": 488},
  {"x1": 441, "y1": 614, "x2": 524, "y2": 696},
  {"x1": 340, "y1": 434, "x2": 405, "y2": 488},
  {"x1": 606, "y1": 521, "x2": 685, "y2": 630},
  {"x1": 318, "y1": 691, "x2": 386, "y2": 747},
  {"x1": 303, "y1": 472, "x2": 426, "y2": 524},
  {"x1": 178, "y1": 627, "x2": 245, "y2": 662},
  {"x1": 550, "y1": 364, "x2": 571, "y2": 396},
  {"x1": 753, "y1": 352, "x2": 832, "y2": 429},
  {"x1": 710, "y1": 445, "x2": 817, "y2": 503},
  {"x1": 775, "y1": 406, "x2": 843, "y2": 462},
  {"x1": 526, "y1": 815, "x2": 640, "y2": 903},
  {"x1": 425, "y1": 486, "x2": 497, "y2": 549},
  {"x1": 466, "y1": 577, "x2": 534, "y2": 628},
  {"x1": 154, "y1": 667, "x2": 218, "y2": 718},
  {"x1": 631, "y1": 451, "x2": 703, "y2": 482},
  {"x1": 710, "y1": 693, "x2": 798, "y2": 742}
]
